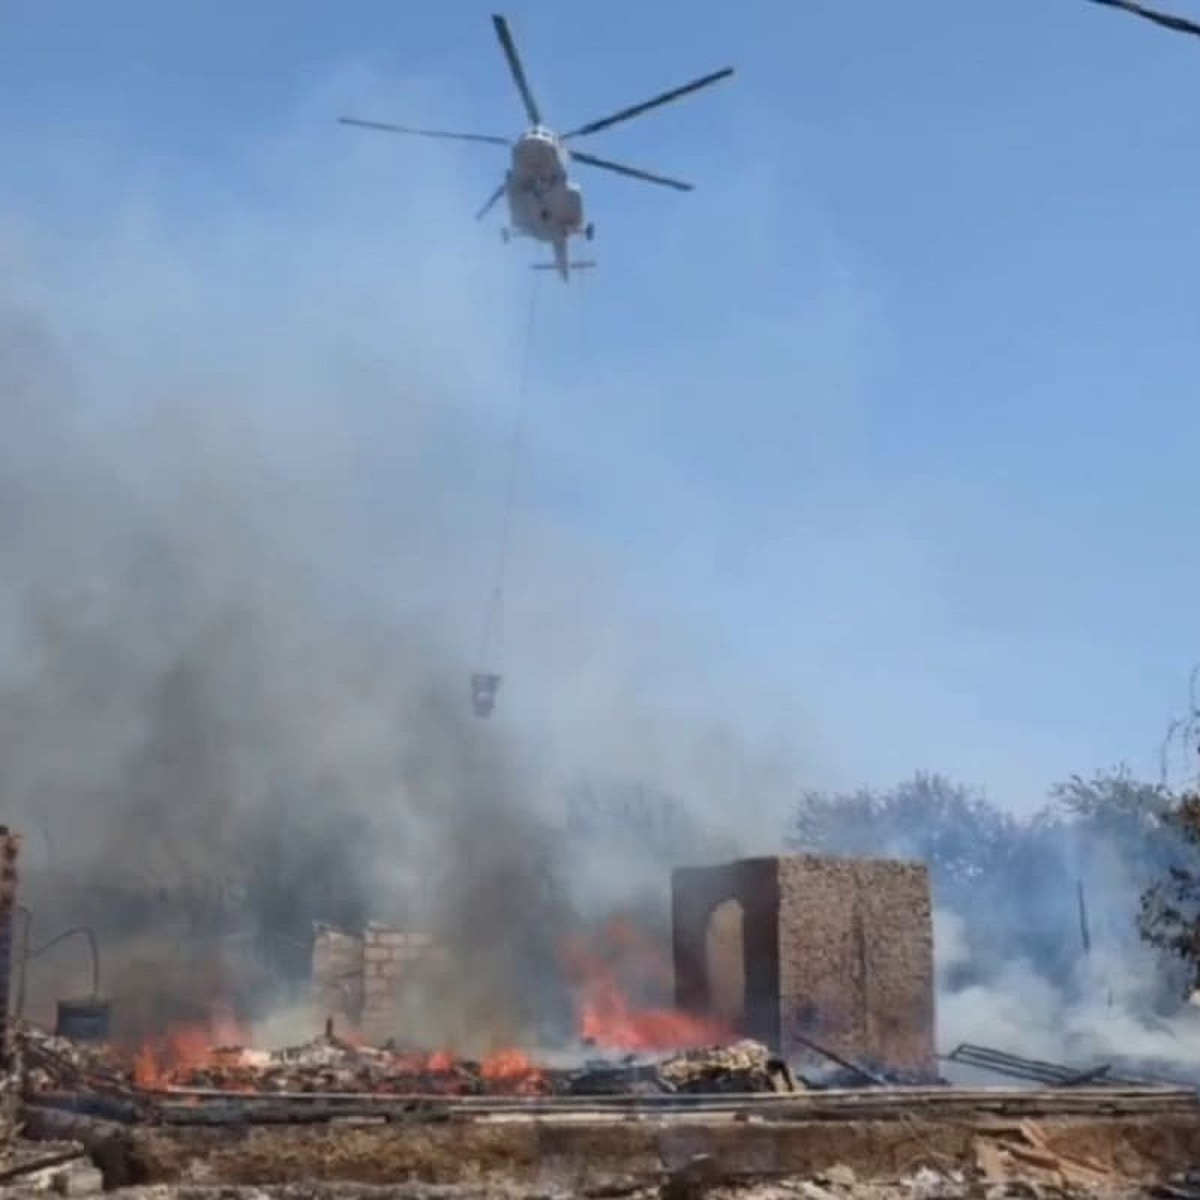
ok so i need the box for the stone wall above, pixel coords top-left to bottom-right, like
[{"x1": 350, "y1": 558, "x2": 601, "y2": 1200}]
[
  {"x1": 311, "y1": 921, "x2": 446, "y2": 1043},
  {"x1": 672, "y1": 853, "x2": 936, "y2": 1076}
]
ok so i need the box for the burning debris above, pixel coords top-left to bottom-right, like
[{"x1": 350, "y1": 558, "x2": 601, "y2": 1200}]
[
  {"x1": 17, "y1": 1019, "x2": 794, "y2": 1103},
  {"x1": 11, "y1": 839, "x2": 1200, "y2": 1199}
]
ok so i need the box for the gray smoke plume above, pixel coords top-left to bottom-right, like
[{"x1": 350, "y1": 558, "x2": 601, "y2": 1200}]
[
  {"x1": 0, "y1": 231, "x2": 581, "y2": 1049},
  {"x1": 0, "y1": 66, "x2": 852, "y2": 1054},
  {"x1": 789, "y1": 771, "x2": 1200, "y2": 1081}
]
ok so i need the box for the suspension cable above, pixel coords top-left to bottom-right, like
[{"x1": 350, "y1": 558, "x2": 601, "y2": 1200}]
[{"x1": 477, "y1": 272, "x2": 541, "y2": 673}]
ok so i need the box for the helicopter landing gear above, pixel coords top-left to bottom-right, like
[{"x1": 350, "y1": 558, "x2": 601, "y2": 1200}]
[{"x1": 584, "y1": 222, "x2": 595, "y2": 241}]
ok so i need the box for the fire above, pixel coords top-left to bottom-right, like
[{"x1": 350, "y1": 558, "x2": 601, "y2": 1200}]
[
  {"x1": 113, "y1": 912, "x2": 730, "y2": 1095},
  {"x1": 122, "y1": 1006, "x2": 547, "y2": 1097},
  {"x1": 578, "y1": 993, "x2": 728, "y2": 1053},
  {"x1": 132, "y1": 1004, "x2": 255, "y2": 1089},
  {"x1": 560, "y1": 914, "x2": 729, "y2": 1052},
  {"x1": 480, "y1": 1047, "x2": 535, "y2": 1080}
]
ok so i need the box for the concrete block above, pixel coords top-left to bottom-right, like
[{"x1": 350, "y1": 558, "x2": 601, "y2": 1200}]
[{"x1": 52, "y1": 1165, "x2": 104, "y2": 1196}]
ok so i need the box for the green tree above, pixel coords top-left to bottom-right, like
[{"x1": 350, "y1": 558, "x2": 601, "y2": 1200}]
[
  {"x1": 786, "y1": 771, "x2": 1022, "y2": 892},
  {"x1": 1138, "y1": 791, "x2": 1200, "y2": 987}
]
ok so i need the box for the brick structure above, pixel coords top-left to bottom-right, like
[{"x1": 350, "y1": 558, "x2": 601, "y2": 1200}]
[
  {"x1": 672, "y1": 854, "x2": 935, "y2": 1076},
  {"x1": 311, "y1": 923, "x2": 364, "y2": 1031},
  {"x1": 311, "y1": 921, "x2": 446, "y2": 1042}
]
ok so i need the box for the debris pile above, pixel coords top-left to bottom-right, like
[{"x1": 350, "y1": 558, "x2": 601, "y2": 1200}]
[
  {"x1": 16, "y1": 1022, "x2": 794, "y2": 1102},
  {"x1": 149, "y1": 1037, "x2": 551, "y2": 1097},
  {"x1": 0, "y1": 1058, "x2": 18, "y2": 1171},
  {"x1": 657, "y1": 1037, "x2": 796, "y2": 1093},
  {"x1": 19, "y1": 1027, "x2": 128, "y2": 1096},
  {"x1": 971, "y1": 1119, "x2": 1131, "y2": 1195}
]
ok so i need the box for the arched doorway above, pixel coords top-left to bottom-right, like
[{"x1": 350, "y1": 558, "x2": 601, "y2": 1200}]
[{"x1": 704, "y1": 897, "x2": 746, "y2": 1028}]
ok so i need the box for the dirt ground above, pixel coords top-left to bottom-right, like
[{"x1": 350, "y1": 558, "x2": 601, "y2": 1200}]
[
  {"x1": 104, "y1": 1112, "x2": 1200, "y2": 1186},
  {"x1": 8, "y1": 1110, "x2": 1200, "y2": 1198},
  {"x1": 1, "y1": 1175, "x2": 1168, "y2": 1199}
]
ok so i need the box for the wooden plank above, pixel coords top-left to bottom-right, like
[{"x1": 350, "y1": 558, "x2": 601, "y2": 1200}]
[
  {"x1": 141, "y1": 1083, "x2": 1195, "y2": 1106},
  {"x1": 143, "y1": 1091, "x2": 1198, "y2": 1128}
]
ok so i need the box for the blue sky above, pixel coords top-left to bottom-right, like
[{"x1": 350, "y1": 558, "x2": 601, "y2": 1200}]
[{"x1": 2, "y1": 1, "x2": 1199, "y2": 826}]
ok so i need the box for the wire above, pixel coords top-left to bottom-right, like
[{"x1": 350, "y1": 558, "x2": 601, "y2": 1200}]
[
  {"x1": 477, "y1": 271, "x2": 541, "y2": 670},
  {"x1": 14, "y1": 911, "x2": 103, "y2": 1016}
]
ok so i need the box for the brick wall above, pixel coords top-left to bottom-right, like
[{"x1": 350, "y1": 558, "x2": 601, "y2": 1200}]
[
  {"x1": 777, "y1": 855, "x2": 935, "y2": 1074},
  {"x1": 311, "y1": 921, "x2": 446, "y2": 1043},
  {"x1": 311, "y1": 923, "x2": 364, "y2": 1032},
  {"x1": 672, "y1": 853, "x2": 936, "y2": 1076}
]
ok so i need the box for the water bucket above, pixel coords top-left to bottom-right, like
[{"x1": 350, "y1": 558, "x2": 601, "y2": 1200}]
[{"x1": 55, "y1": 997, "x2": 111, "y2": 1042}]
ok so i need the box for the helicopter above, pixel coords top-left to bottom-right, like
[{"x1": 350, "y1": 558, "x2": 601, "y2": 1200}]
[{"x1": 339, "y1": 15, "x2": 734, "y2": 282}]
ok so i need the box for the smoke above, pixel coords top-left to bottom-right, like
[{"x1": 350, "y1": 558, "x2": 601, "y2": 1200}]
[
  {"x1": 0, "y1": 77, "x2": 593, "y2": 1045},
  {"x1": 937, "y1": 916, "x2": 1200, "y2": 1077},
  {"x1": 0, "y1": 287, "x2": 573, "y2": 1040},
  {"x1": 0, "y1": 61, "x2": 823, "y2": 1053},
  {"x1": 791, "y1": 772, "x2": 1200, "y2": 1078},
  {"x1": 18, "y1": 47, "x2": 1152, "y2": 1069},
  {"x1": 934, "y1": 835, "x2": 1200, "y2": 1079}
]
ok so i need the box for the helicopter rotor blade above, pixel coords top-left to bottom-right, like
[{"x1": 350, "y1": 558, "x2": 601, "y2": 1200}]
[
  {"x1": 476, "y1": 181, "x2": 507, "y2": 220},
  {"x1": 562, "y1": 67, "x2": 734, "y2": 140},
  {"x1": 491, "y1": 14, "x2": 543, "y2": 126},
  {"x1": 338, "y1": 117, "x2": 510, "y2": 145},
  {"x1": 1085, "y1": 0, "x2": 1200, "y2": 37},
  {"x1": 569, "y1": 150, "x2": 693, "y2": 191}
]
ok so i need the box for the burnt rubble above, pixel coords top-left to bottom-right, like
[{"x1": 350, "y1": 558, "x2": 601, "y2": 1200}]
[
  {"x1": 9, "y1": 845, "x2": 1200, "y2": 1196},
  {"x1": 9, "y1": 1023, "x2": 1200, "y2": 1198},
  {"x1": 17, "y1": 1022, "x2": 797, "y2": 1102}
]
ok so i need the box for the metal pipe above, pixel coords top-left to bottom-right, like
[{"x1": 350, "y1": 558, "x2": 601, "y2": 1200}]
[
  {"x1": 0, "y1": 830, "x2": 19, "y2": 1057},
  {"x1": 14, "y1": 904, "x2": 32, "y2": 1020}
]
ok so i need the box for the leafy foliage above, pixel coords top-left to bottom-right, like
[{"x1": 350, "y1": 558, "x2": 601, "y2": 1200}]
[
  {"x1": 1138, "y1": 791, "x2": 1200, "y2": 985},
  {"x1": 787, "y1": 771, "x2": 1022, "y2": 889}
]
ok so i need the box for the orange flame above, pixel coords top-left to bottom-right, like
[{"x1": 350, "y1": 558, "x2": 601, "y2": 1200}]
[
  {"x1": 479, "y1": 1046, "x2": 543, "y2": 1093},
  {"x1": 132, "y1": 1004, "x2": 253, "y2": 1089},
  {"x1": 559, "y1": 914, "x2": 729, "y2": 1052}
]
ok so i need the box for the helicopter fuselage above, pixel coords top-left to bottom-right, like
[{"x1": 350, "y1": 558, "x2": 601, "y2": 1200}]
[{"x1": 504, "y1": 128, "x2": 584, "y2": 244}]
